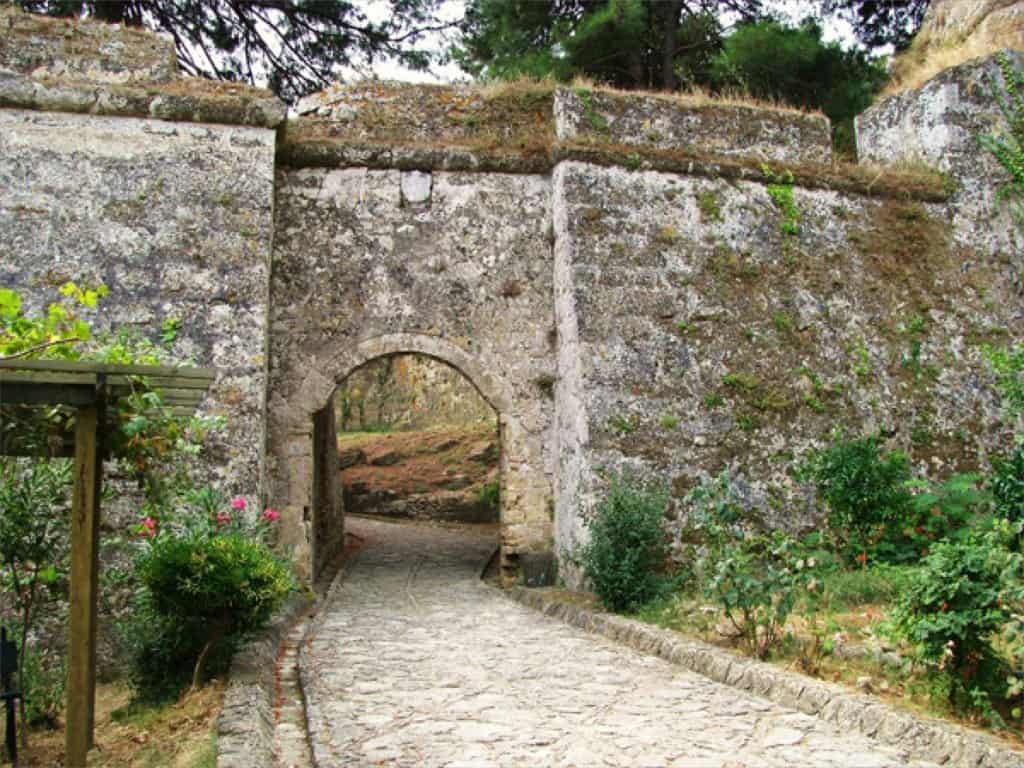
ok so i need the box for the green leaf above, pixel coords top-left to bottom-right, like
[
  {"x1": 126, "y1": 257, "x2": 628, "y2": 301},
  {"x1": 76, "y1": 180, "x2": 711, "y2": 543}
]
[
  {"x1": 72, "y1": 320, "x2": 91, "y2": 341},
  {"x1": 0, "y1": 288, "x2": 21, "y2": 319}
]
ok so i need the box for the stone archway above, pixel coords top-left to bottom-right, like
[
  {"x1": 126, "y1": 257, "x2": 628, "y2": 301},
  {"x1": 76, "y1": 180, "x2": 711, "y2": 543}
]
[{"x1": 273, "y1": 333, "x2": 548, "y2": 584}]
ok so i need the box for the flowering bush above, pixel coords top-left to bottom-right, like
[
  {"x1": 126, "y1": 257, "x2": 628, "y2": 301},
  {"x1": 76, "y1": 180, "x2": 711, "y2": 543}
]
[
  {"x1": 888, "y1": 523, "x2": 1019, "y2": 723},
  {"x1": 126, "y1": 489, "x2": 293, "y2": 699},
  {"x1": 686, "y1": 473, "x2": 817, "y2": 659}
]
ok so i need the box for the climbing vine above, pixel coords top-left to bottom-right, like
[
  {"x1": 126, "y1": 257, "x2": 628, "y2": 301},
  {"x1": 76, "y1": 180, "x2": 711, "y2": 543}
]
[{"x1": 980, "y1": 52, "x2": 1024, "y2": 228}]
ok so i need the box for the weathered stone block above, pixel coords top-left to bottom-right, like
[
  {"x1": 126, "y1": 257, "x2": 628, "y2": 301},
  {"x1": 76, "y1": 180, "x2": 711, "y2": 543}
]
[
  {"x1": 400, "y1": 170, "x2": 432, "y2": 206},
  {"x1": 857, "y1": 50, "x2": 1022, "y2": 255},
  {"x1": 554, "y1": 87, "x2": 832, "y2": 164}
]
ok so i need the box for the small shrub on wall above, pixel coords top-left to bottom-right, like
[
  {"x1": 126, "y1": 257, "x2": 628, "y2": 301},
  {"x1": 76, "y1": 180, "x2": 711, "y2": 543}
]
[
  {"x1": 580, "y1": 473, "x2": 671, "y2": 612},
  {"x1": 980, "y1": 53, "x2": 1024, "y2": 229},
  {"x1": 993, "y1": 443, "x2": 1024, "y2": 530}
]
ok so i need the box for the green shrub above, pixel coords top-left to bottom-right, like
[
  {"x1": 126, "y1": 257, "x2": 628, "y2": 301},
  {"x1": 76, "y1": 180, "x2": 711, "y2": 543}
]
[
  {"x1": 16, "y1": 644, "x2": 65, "y2": 728},
  {"x1": 807, "y1": 434, "x2": 912, "y2": 562},
  {"x1": 0, "y1": 458, "x2": 71, "y2": 731},
  {"x1": 686, "y1": 472, "x2": 814, "y2": 659},
  {"x1": 877, "y1": 473, "x2": 989, "y2": 562},
  {"x1": 705, "y1": 531, "x2": 811, "y2": 659},
  {"x1": 122, "y1": 609, "x2": 224, "y2": 703},
  {"x1": 580, "y1": 473, "x2": 671, "y2": 612},
  {"x1": 888, "y1": 526, "x2": 1019, "y2": 721},
  {"x1": 135, "y1": 531, "x2": 292, "y2": 688},
  {"x1": 979, "y1": 53, "x2": 1024, "y2": 229},
  {"x1": 984, "y1": 343, "x2": 1024, "y2": 418},
  {"x1": 477, "y1": 479, "x2": 500, "y2": 511},
  {"x1": 127, "y1": 493, "x2": 293, "y2": 698},
  {"x1": 993, "y1": 444, "x2": 1024, "y2": 527}
]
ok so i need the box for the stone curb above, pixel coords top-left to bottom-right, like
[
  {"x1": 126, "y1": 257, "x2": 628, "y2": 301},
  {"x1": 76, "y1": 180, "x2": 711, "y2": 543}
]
[
  {"x1": 502, "y1": 587, "x2": 1024, "y2": 768},
  {"x1": 216, "y1": 591, "x2": 315, "y2": 768},
  {"x1": 298, "y1": 551, "x2": 360, "y2": 768}
]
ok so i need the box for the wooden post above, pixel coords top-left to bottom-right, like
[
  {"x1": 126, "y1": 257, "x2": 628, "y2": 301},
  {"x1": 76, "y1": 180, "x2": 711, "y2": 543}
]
[
  {"x1": 312, "y1": 404, "x2": 340, "y2": 579},
  {"x1": 66, "y1": 399, "x2": 103, "y2": 768}
]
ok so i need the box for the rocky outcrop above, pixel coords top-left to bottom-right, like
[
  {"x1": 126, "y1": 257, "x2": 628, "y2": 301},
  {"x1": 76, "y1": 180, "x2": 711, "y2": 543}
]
[
  {"x1": 916, "y1": 0, "x2": 1024, "y2": 55},
  {"x1": 889, "y1": 0, "x2": 1024, "y2": 91},
  {"x1": 858, "y1": 51, "x2": 1023, "y2": 259}
]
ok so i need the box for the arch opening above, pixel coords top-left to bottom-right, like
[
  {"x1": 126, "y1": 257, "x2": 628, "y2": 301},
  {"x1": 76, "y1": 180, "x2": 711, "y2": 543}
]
[{"x1": 307, "y1": 343, "x2": 506, "y2": 582}]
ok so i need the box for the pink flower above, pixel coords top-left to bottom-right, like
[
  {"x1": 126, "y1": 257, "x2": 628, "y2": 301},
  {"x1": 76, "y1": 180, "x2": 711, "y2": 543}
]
[
  {"x1": 230, "y1": 496, "x2": 247, "y2": 511},
  {"x1": 216, "y1": 510, "x2": 232, "y2": 526},
  {"x1": 262, "y1": 508, "x2": 281, "y2": 523},
  {"x1": 139, "y1": 517, "x2": 157, "y2": 538}
]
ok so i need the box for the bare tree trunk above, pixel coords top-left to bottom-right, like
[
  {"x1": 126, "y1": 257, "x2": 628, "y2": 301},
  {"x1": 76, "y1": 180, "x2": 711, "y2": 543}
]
[
  {"x1": 661, "y1": 0, "x2": 684, "y2": 91},
  {"x1": 92, "y1": 1, "x2": 130, "y2": 24},
  {"x1": 18, "y1": 598, "x2": 32, "y2": 748},
  {"x1": 191, "y1": 618, "x2": 231, "y2": 691}
]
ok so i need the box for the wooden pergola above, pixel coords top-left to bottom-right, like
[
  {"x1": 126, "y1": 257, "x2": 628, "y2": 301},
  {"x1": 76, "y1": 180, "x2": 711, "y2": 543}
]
[{"x1": 0, "y1": 359, "x2": 215, "y2": 768}]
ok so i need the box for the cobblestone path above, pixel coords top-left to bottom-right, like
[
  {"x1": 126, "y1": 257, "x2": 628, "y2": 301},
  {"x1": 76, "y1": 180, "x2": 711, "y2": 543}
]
[{"x1": 301, "y1": 517, "x2": 938, "y2": 768}]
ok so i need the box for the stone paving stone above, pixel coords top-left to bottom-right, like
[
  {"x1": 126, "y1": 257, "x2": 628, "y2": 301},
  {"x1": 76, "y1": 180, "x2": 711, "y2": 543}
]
[{"x1": 302, "y1": 518, "x2": 941, "y2": 768}]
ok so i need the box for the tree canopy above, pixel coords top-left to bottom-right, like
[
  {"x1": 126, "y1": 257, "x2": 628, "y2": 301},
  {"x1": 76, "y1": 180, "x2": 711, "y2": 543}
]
[
  {"x1": 16, "y1": 0, "x2": 453, "y2": 103},
  {"x1": 455, "y1": 0, "x2": 762, "y2": 92},
  {"x1": 823, "y1": 0, "x2": 930, "y2": 51}
]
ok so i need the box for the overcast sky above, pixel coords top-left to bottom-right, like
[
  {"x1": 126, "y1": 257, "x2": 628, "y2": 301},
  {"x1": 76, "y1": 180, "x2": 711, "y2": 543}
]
[{"x1": 358, "y1": 0, "x2": 861, "y2": 83}]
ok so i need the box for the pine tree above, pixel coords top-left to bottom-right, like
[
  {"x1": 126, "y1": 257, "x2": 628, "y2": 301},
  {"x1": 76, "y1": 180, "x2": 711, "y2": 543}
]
[{"x1": 16, "y1": 0, "x2": 453, "y2": 103}]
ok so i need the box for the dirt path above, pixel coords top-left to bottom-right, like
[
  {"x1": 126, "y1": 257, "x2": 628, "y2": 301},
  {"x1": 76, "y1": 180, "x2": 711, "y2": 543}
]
[{"x1": 299, "y1": 517, "x2": 940, "y2": 768}]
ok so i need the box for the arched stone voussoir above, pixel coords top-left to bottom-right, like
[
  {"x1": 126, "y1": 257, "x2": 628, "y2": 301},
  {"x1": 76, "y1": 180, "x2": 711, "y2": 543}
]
[{"x1": 291, "y1": 332, "x2": 516, "y2": 419}]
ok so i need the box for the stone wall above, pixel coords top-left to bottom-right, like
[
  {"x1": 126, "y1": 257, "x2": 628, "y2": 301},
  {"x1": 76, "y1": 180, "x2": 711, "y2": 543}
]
[
  {"x1": 553, "y1": 88, "x2": 832, "y2": 164},
  {"x1": 0, "y1": 108, "x2": 277, "y2": 497},
  {"x1": 552, "y1": 160, "x2": 1019, "y2": 568},
  {"x1": 2, "y1": 6, "x2": 1022, "y2": 588},
  {"x1": 858, "y1": 51, "x2": 1023, "y2": 262}
]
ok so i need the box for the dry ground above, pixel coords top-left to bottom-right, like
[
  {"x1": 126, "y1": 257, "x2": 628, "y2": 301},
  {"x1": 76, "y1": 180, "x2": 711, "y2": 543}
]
[
  {"x1": 14, "y1": 681, "x2": 222, "y2": 768},
  {"x1": 338, "y1": 421, "x2": 499, "y2": 506}
]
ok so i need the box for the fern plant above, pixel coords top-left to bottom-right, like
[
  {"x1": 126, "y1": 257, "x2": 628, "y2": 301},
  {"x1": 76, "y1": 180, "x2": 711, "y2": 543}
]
[{"x1": 979, "y1": 53, "x2": 1024, "y2": 227}]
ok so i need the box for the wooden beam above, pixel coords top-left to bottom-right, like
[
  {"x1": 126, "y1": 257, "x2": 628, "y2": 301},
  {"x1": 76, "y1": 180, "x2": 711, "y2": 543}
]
[
  {"x1": 106, "y1": 389, "x2": 208, "y2": 406},
  {"x1": 0, "y1": 359, "x2": 215, "y2": 380},
  {"x1": 107, "y1": 375, "x2": 214, "y2": 390},
  {"x1": 66, "y1": 398, "x2": 104, "y2": 768},
  {"x1": 0, "y1": 373, "x2": 99, "y2": 407}
]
